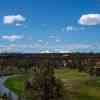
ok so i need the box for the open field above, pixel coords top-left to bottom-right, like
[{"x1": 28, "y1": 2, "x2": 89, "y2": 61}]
[{"x1": 5, "y1": 68, "x2": 100, "y2": 100}]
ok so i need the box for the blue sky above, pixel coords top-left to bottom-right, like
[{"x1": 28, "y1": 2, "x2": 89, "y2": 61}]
[{"x1": 0, "y1": 0, "x2": 100, "y2": 53}]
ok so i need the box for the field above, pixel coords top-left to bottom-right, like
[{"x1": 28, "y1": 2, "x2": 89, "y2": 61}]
[{"x1": 5, "y1": 68, "x2": 100, "y2": 100}]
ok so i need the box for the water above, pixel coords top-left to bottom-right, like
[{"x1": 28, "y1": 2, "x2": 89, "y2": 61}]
[{"x1": 0, "y1": 76, "x2": 18, "y2": 100}]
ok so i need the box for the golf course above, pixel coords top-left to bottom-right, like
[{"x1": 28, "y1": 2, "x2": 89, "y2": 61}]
[{"x1": 4, "y1": 68, "x2": 100, "y2": 100}]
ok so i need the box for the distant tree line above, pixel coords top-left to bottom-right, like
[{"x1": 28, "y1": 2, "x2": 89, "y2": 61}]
[{"x1": 0, "y1": 53, "x2": 99, "y2": 75}]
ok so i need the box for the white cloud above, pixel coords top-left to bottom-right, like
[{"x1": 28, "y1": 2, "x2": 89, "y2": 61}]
[
  {"x1": 66, "y1": 26, "x2": 74, "y2": 32},
  {"x1": 48, "y1": 43, "x2": 92, "y2": 52},
  {"x1": 1, "y1": 35, "x2": 23, "y2": 42},
  {"x1": 54, "y1": 49, "x2": 71, "y2": 53},
  {"x1": 40, "y1": 50, "x2": 50, "y2": 53},
  {"x1": 49, "y1": 35, "x2": 61, "y2": 43},
  {"x1": 0, "y1": 44, "x2": 17, "y2": 53},
  {"x1": 37, "y1": 40, "x2": 43, "y2": 43},
  {"x1": 65, "y1": 44, "x2": 91, "y2": 50},
  {"x1": 62, "y1": 26, "x2": 84, "y2": 32},
  {"x1": 78, "y1": 14, "x2": 100, "y2": 25},
  {"x1": 41, "y1": 43, "x2": 90, "y2": 53},
  {"x1": 15, "y1": 23, "x2": 23, "y2": 26},
  {"x1": 3, "y1": 14, "x2": 25, "y2": 25},
  {"x1": 0, "y1": 44, "x2": 34, "y2": 53},
  {"x1": 55, "y1": 39, "x2": 61, "y2": 42}
]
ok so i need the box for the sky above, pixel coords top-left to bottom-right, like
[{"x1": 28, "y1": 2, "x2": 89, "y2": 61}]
[{"x1": 0, "y1": 0, "x2": 100, "y2": 53}]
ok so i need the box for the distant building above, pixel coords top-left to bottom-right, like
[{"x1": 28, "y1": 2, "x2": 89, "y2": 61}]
[{"x1": 95, "y1": 62, "x2": 100, "y2": 76}]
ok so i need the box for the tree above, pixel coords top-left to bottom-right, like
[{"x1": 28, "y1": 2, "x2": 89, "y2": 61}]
[
  {"x1": 16, "y1": 59, "x2": 33, "y2": 73},
  {"x1": 72, "y1": 53, "x2": 83, "y2": 72},
  {"x1": 24, "y1": 60, "x2": 68, "y2": 100}
]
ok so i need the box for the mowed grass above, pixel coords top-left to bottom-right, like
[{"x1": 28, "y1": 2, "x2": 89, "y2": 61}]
[
  {"x1": 5, "y1": 74, "x2": 30, "y2": 96},
  {"x1": 55, "y1": 68, "x2": 100, "y2": 100},
  {"x1": 55, "y1": 68, "x2": 89, "y2": 80},
  {"x1": 4, "y1": 68, "x2": 100, "y2": 100}
]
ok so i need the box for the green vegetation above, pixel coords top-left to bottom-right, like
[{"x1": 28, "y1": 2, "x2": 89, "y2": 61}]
[
  {"x1": 5, "y1": 74, "x2": 30, "y2": 96},
  {"x1": 5, "y1": 68, "x2": 100, "y2": 100},
  {"x1": 24, "y1": 63, "x2": 67, "y2": 100},
  {"x1": 5, "y1": 76, "x2": 24, "y2": 95},
  {"x1": 55, "y1": 68, "x2": 89, "y2": 80}
]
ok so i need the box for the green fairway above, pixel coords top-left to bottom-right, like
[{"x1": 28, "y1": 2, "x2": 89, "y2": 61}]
[
  {"x1": 4, "y1": 68, "x2": 100, "y2": 100},
  {"x1": 5, "y1": 74, "x2": 30, "y2": 96},
  {"x1": 55, "y1": 68, "x2": 89, "y2": 80},
  {"x1": 55, "y1": 69, "x2": 100, "y2": 100}
]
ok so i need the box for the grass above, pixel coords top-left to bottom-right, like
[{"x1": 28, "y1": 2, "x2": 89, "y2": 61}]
[
  {"x1": 4, "y1": 68, "x2": 100, "y2": 100},
  {"x1": 55, "y1": 68, "x2": 89, "y2": 80},
  {"x1": 55, "y1": 68, "x2": 100, "y2": 100},
  {"x1": 5, "y1": 74, "x2": 30, "y2": 96}
]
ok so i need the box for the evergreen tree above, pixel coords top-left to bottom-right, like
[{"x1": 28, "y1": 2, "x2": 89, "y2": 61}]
[{"x1": 24, "y1": 60, "x2": 68, "y2": 100}]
